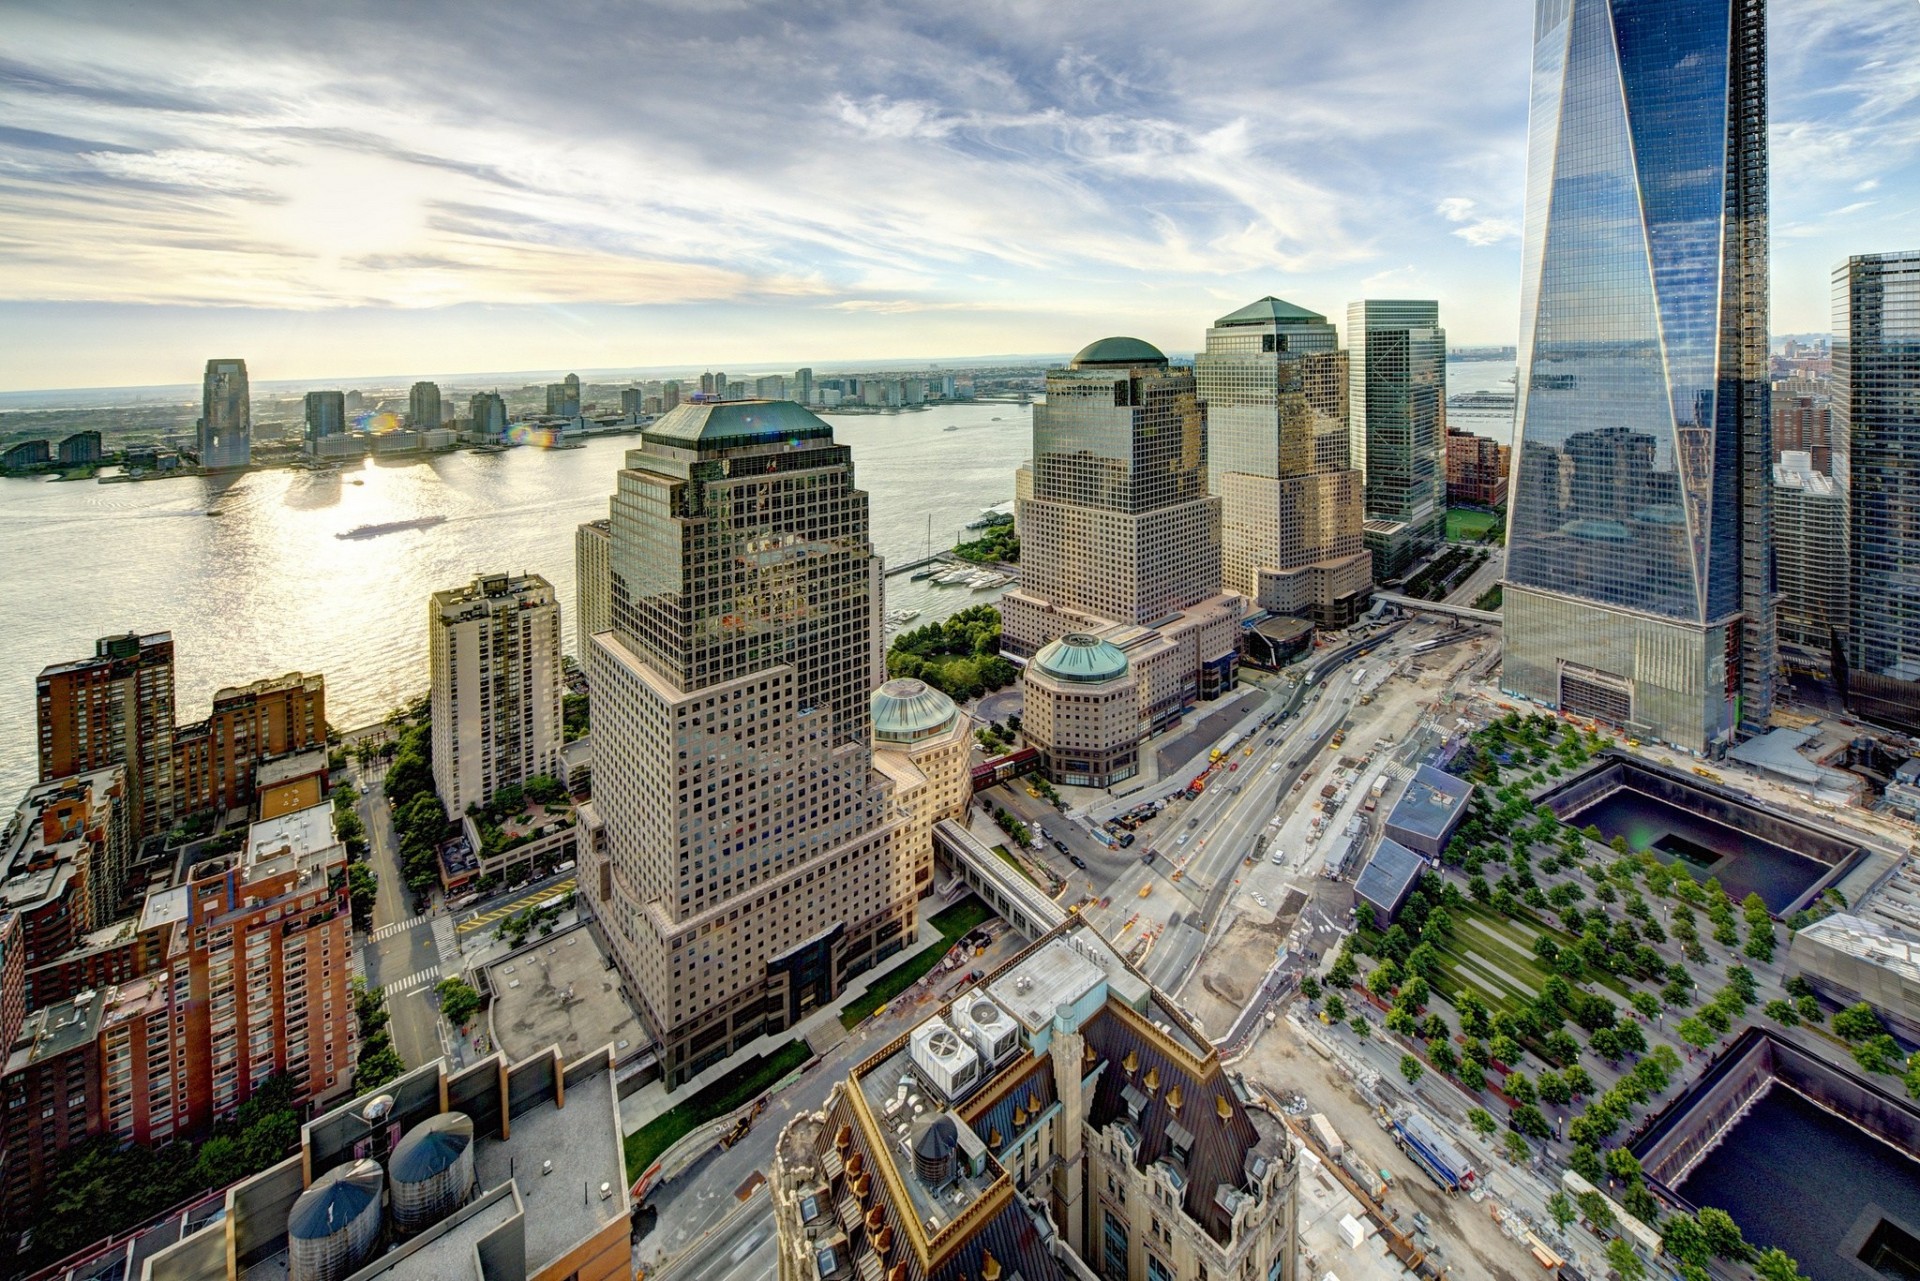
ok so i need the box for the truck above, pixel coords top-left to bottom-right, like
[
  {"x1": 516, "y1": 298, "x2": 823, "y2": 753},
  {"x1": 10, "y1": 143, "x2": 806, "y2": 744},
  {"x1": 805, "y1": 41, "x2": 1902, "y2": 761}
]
[
  {"x1": 1393, "y1": 1113, "x2": 1475, "y2": 1194},
  {"x1": 1211, "y1": 732, "x2": 1243, "y2": 763}
]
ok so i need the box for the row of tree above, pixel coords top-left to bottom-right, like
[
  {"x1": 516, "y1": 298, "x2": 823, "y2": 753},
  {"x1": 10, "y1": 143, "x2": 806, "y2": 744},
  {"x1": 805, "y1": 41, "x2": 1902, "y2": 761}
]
[{"x1": 885, "y1": 604, "x2": 1017, "y2": 701}]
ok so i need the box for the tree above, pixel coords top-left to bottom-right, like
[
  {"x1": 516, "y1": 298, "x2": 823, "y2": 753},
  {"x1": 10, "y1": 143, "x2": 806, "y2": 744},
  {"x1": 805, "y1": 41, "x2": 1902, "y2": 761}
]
[
  {"x1": 1661, "y1": 1214, "x2": 1712, "y2": 1269},
  {"x1": 1324, "y1": 993, "x2": 1346, "y2": 1022},
  {"x1": 1577, "y1": 1190, "x2": 1616, "y2": 1233},
  {"x1": 1607, "y1": 1238, "x2": 1646, "y2": 1281},
  {"x1": 348, "y1": 862, "x2": 378, "y2": 931},
  {"x1": 1764, "y1": 997, "x2": 1798, "y2": 1027},
  {"x1": 1570, "y1": 1143, "x2": 1604, "y2": 1183},
  {"x1": 435, "y1": 976, "x2": 482, "y2": 1027},
  {"x1": 1604, "y1": 1146, "x2": 1643, "y2": 1185},
  {"x1": 1546, "y1": 1190, "x2": 1577, "y2": 1231},
  {"x1": 1399, "y1": 1055, "x2": 1424, "y2": 1086},
  {"x1": 1504, "y1": 1071, "x2": 1537, "y2": 1105},
  {"x1": 1350, "y1": 1015, "x2": 1370, "y2": 1039},
  {"x1": 1563, "y1": 1063, "x2": 1595, "y2": 1097},
  {"x1": 1299, "y1": 973, "x2": 1321, "y2": 1001},
  {"x1": 1630, "y1": 990, "x2": 1661, "y2": 1019},
  {"x1": 1698, "y1": 1206, "x2": 1749, "y2": 1260},
  {"x1": 1503, "y1": 1131, "x2": 1531, "y2": 1164},
  {"x1": 1538, "y1": 1071, "x2": 1572, "y2": 1107},
  {"x1": 1833, "y1": 1002, "x2": 1885, "y2": 1043},
  {"x1": 1676, "y1": 1016, "x2": 1716, "y2": 1050},
  {"x1": 1490, "y1": 1034, "x2": 1523, "y2": 1066},
  {"x1": 1753, "y1": 1247, "x2": 1808, "y2": 1281},
  {"x1": 1458, "y1": 1058, "x2": 1486, "y2": 1092},
  {"x1": 1855, "y1": 1033, "x2": 1902, "y2": 1075},
  {"x1": 1467, "y1": 1107, "x2": 1497, "y2": 1138},
  {"x1": 1428, "y1": 1039, "x2": 1458, "y2": 1075},
  {"x1": 1510, "y1": 1104, "x2": 1552, "y2": 1140}
]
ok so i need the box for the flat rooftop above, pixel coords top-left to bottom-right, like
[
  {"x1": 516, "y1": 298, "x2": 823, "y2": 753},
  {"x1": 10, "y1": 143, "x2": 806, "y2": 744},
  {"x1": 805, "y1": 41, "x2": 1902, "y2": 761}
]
[
  {"x1": 473, "y1": 1080, "x2": 625, "y2": 1278},
  {"x1": 486, "y1": 922, "x2": 648, "y2": 1064},
  {"x1": 1384, "y1": 765, "x2": 1472, "y2": 841},
  {"x1": 1354, "y1": 838, "x2": 1425, "y2": 913},
  {"x1": 348, "y1": 1185, "x2": 521, "y2": 1281},
  {"x1": 986, "y1": 937, "x2": 1106, "y2": 1033},
  {"x1": 1797, "y1": 913, "x2": 1920, "y2": 983},
  {"x1": 255, "y1": 748, "x2": 329, "y2": 790},
  {"x1": 246, "y1": 804, "x2": 339, "y2": 867}
]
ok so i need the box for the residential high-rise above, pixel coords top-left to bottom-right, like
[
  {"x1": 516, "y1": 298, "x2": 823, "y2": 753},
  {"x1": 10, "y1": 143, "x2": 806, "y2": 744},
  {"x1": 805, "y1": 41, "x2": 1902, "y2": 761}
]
[
  {"x1": 171, "y1": 671, "x2": 328, "y2": 820},
  {"x1": 408, "y1": 380, "x2": 443, "y2": 430},
  {"x1": 791, "y1": 366, "x2": 813, "y2": 404},
  {"x1": 661, "y1": 379, "x2": 682, "y2": 412},
  {"x1": 1000, "y1": 338, "x2": 1240, "y2": 748},
  {"x1": 1834, "y1": 250, "x2": 1920, "y2": 730},
  {"x1": 3, "y1": 767, "x2": 131, "y2": 968},
  {"x1": 304, "y1": 390, "x2": 346, "y2": 445},
  {"x1": 468, "y1": 390, "x2": 509, "y2": 441},
  {"x1": 578, "y1": 400, "x2": 915, "y2": 1086},
  {"x1": 1772, "y1": 382, "x2": 1832, "y2": 471},
  {"x1": 575, "y1": 518, "x2": 612, "y2": 658},
  {"x1": 36, "y1": 632, "x2": 176, "y2": 841},
  {"x1": 770, "y1": 916, "x2": 1298, "y2": 1281},
  {"x1": 1446, "y1": 429, "x2": 1510, "y2": 508},
  {"x1": 57, "y1": 431, "x2": 101, "y2": 466},
  {"x1": 754, "y1": 374, "x2": 787, "y2": 400},
  {"x1": 1195, "y1": 297, "x2": 1372, "y2": 628},
  {"x1": 1772, "y1": 452, "x2": 1846, "y2": 655},
  {"x1": 1348, "y1": 300, "x2": 1446, "y2": 580},
  {"x1": 1502, "y1": 0, "x2": 1774, "y2": 750},
  {"x1": 429, "y1": 574, "x2": 565, "y2": 815},
  {"x1": 198, "y1": 358, "x2": 251, "y2": 470},
  {"x1": 621, "y1": 387, "x2": 643, "y2": 418}
]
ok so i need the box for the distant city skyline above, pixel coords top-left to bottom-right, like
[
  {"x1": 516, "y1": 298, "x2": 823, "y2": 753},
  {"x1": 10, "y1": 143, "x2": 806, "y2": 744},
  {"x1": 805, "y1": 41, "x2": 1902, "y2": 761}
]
[{"x1": 0, "y1": 0, "x2": 1914, "y2": 391}]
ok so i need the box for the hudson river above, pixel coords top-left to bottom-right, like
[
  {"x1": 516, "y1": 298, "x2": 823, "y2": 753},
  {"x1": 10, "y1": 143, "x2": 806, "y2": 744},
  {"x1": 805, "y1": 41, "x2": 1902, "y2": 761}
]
[{"x1": 0, "y1": 361, "x2": 1512, "y2": 799}]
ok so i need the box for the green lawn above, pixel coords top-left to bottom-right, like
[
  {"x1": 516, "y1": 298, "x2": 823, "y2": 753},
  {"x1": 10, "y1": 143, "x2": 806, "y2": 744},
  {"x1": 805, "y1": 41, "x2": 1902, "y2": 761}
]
[
  {"x1": 839, "y1": 895, "x2": 992, "y2": 1029},
  {"x1": 994, "y1": 844, "x2": 1043, "y2": 888},
  {"x1": 624, "y1": 1038, "x2": 812, "y2": 1178},
  {"x1": 1446, "y1": 507, "x2": 1504, "y2": 543},
  {"x1": 1427, "y1": 898, "x2": 1632, "y2": 1018}
]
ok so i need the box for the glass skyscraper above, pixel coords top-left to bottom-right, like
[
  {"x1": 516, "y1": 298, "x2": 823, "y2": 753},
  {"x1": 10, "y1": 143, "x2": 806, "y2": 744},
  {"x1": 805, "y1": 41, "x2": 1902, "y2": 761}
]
[
  {"x1": 1834, "y1": 251, "x2": 1920, "y2": 731},
  {"x1": 1348, "y1": 300, "x2": 1447, "y2": 580},
  {"x1": 1502, "y1": 0, "x2": 1773, "y2": 751}
]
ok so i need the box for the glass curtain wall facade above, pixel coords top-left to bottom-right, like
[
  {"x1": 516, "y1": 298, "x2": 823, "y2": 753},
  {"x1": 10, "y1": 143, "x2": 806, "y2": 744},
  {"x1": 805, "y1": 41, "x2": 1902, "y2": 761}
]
[
  {"x1": 1195, "y1": 298, "x2": 1372, "y2": 628},
  {"x1": 1502, "y1": 0, "x2": 1774, "y2": 752},
  {"x1": 1834, "y1": 251, "x2": 1920, "y2": 730},
  {"x1": 1347, "y1": 301, "x2": 1447, "y2": 580},
  {"x1": 199, "y1": 358, "x2": 251, "y2": 471}
]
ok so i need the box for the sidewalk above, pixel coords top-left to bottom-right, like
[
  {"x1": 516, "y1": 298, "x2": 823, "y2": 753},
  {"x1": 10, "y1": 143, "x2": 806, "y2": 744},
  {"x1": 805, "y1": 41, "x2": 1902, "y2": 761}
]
[{"x1": 616, "y1": 906, "x2": 946, "y2": 1136}]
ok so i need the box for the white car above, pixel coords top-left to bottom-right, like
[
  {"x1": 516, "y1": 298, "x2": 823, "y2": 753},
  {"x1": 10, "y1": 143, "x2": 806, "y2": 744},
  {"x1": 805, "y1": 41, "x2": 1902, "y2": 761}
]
[
  {"x1": 1176, "y1": 833, "x2": 1191, "y2": 845},
  {"x1": 1271, "y1": 851, "x2": 1286, "y2": 865}
]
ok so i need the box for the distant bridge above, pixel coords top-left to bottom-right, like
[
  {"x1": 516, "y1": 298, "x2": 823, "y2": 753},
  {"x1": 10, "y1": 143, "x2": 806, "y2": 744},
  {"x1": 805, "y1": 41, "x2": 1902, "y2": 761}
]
[{"x1": 1374, "y1": 591, "x2": 1502, "y2": 626}]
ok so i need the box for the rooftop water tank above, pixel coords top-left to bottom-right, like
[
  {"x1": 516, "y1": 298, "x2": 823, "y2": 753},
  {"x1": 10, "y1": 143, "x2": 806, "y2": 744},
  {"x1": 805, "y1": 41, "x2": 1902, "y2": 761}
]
[
  {"x1": 911, "y1": 1114, "x2": 959, "y2": 1191},
  {"x1": 288, "y1": 1158, "x2": 384, "y2": 1281},
  {"x1": 388, "y1": 1111, "x2": 476, "y2": 1234}
]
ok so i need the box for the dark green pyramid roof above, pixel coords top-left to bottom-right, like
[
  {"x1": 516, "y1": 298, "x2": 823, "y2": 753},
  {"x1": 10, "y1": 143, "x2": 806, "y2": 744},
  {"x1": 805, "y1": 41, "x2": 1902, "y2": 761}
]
[
  {"x1": 1069, "y1": 336, "x2": 1168, "y2": 368},
  {"x1": 644, "y1": 399, "x2": 835, "y2": 449},
  {"x1": 1213, "y1": 296, "x2": 1326, "y2": 327}
]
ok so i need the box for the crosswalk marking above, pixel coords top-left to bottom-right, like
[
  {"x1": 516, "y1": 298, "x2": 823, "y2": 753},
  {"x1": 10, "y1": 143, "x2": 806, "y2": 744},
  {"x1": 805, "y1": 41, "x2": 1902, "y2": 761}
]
[
  {"x1": 370, "y1": 913, "x2": 430, "y2": 942},
  {"x1": 384, "y1": 964, "x2": 442, "y2": 996}
]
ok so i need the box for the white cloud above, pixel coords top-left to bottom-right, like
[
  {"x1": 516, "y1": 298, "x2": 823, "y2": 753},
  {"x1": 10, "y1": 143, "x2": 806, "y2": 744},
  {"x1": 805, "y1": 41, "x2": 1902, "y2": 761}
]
[{"x1": 1435, "y1": 197, "x2": 1519, "y2": 246}]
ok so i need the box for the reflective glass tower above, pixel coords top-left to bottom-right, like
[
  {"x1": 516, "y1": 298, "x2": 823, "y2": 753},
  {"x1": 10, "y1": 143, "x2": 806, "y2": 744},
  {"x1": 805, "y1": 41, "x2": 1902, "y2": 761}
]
[
  {"x1": 1834, "y1": 251, "x2": 1920, "y2": 731},
  {"x1": 1348, "y1": 300, "x2": 1447, "y2": 580},
  {"x1": 1502, "y1": 0, "x2": 1773, "y2": 751}
]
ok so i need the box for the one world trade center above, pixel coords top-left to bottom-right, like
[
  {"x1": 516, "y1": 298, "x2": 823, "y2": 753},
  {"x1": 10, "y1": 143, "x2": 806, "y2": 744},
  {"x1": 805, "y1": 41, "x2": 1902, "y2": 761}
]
[{"x1": 1501, "y1": 0, "x2": 1775, "y2": 752}]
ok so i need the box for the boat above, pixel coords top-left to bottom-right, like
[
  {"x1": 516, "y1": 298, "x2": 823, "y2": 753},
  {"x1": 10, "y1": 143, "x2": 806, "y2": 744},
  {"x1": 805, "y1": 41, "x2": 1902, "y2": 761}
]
[
  {"x1": 907, "y1": 516, "x2": 937, "y2": 580},
  {"x1": 205, "y1": 509, "x2": 223, "y2": 517},
  {"x1": 944, "y1": 425, "x2": 959, "y2": 432},
  {"x1": 910, "y1": 568, "x2": 936, "y2": 581},
  {"x1": 888, "y1": 608, "x2": 921, "y2": 624},
  {"x1": 336, "y1": 515, "x2": 447, "y2": 540},
  {"x1": 934, "y1": 568, "x2": 973, "y2": 585}
]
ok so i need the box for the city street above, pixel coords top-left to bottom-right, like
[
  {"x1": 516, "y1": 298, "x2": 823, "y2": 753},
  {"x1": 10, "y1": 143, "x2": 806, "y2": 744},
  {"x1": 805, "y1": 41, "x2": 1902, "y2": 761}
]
[{"x1": 353, "y1": 759, "x2": 449, "y2": 1069}]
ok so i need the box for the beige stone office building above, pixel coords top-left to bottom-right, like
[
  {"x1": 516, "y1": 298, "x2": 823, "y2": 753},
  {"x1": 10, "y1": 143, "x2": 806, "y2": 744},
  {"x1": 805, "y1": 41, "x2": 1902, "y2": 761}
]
[
  {"x1": 429, "y1": 574, "x2": 565, "y2": 815},
  {"x1": 1001, "y1": 338, "x2": 1241, "y2": 770},
  {"x1": 1022, "y1": 634, "x2": 1141, "y2": 788},
  {"x1": 1195, "y1": 297, "x2": 1372, "y2": 629},
  {"x1": 578, "y1": 401, "x2": 920, "y2": 1087},
  {"x1": 869, "y1": 678, "x2": 973, "y2": 883}
]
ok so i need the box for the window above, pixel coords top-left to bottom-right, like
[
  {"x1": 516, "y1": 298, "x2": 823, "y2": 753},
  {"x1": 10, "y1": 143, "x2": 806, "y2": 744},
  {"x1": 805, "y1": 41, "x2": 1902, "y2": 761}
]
[{"x1": 1102, "y1": 1209, "x2": 1129, "y2": 1281}]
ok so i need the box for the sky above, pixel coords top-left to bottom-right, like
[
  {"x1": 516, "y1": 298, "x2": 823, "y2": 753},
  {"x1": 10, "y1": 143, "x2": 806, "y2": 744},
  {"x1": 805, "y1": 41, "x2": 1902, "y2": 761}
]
[{"x1": 0, "y1": 0, "x2": 1916, "y2": 392}]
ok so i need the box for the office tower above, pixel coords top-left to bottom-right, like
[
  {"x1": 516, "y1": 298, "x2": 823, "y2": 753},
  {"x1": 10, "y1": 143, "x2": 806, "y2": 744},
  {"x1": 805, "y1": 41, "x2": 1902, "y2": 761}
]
[
  {"x1": 578, "y1": 400, "x2": 915, "y2": 1086},
  {"x1": 171, "y1": 672, "x2": 328, "y2": 819},
  {"x1": 621, "y1": 387, "x2": 643, "y2": 418},
  {"x1": 1502, "y1": 0, "x2": 1773, "y2": 750},
  {"x1": 769, "y1": 916, "x2": 1298, "y2": 1281},
  {"x1": 469, "y1": 390, "x2": 509, "y2": 441},
  {"x1": 546, "y1": 373, "x2": 582, "y2": 418},
  {"x1": 57, "y1": 431, "x2": 101, "y2": 466},
  {"x1": 662, "y1": 379, "x2": 682, "y2": 412},
  {"x1": 1000, "y1": 338, "x2": 1240, "y2": 747},
  {"x1": 37, "y1": 632, "x2": 175, "y2": 841},
  {"x1": 408, "y1": 380, "x2": 443, "y2": 430},
  {"x1": 3, "y1": 767, "x2": 131, "y2": 961},
  {"x1": 755, "y1": 375, "x2": 787, "y2": 400},
  {"x1": 198, "y1": 358, "x2": 251, "y2": 470},
  {"x1": 1195, "y1": 297, "x2": 1372, "y2": 628},
  {"x1": 429, "y1": 574, "x2": 564, "y2": 815},
  {"x1": 304, "y1": 390, "x2": 346, "y2": 445},
  {"x1": 791, "y1": 366, "x2": 813, "y2": 404},
  {"x1": 868, "y1": 678, "x2": 972, "y2": 883},
  {"x1": 575, "y1": 518, "x2": 612, "y2": 658},
  {"x1": 726, "y1": 380, "x2": 747, "y2": 401},
  {"x1": 1446, "y1": 429, "x2": 1511, "y2": 508},
  {"x1": 1348, "y1": 300, "x2": 1446, "y2": 580},
  {"x1": 1772, "y1": 452, "x2": 1846, "y2": 654},
  {"x1": 1834, "y1": 250, "x2": 1920, "y2": 730}
]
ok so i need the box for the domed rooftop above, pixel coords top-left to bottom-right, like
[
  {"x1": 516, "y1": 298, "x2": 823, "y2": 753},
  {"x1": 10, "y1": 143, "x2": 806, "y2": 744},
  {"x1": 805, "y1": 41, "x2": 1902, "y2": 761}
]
[
  {"x1": 1069, "y1": 336, "x2": 1167, "y2": 369},
  {"x1": 1031, "y1": 633, "x2": 1129, "y2": 684},
  {"x1": 643, "y1": 399, "x2": 835, "y2": 450},
  {"x1": 871, "y1": 678, "x2": 959, "y2": 744}
]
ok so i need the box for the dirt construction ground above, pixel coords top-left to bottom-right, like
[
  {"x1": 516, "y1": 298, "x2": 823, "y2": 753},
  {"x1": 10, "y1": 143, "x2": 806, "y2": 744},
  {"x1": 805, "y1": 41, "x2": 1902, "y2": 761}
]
[{"x1": 1240, "y1": 1016, "x2": 1540, "y2": 1281}]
